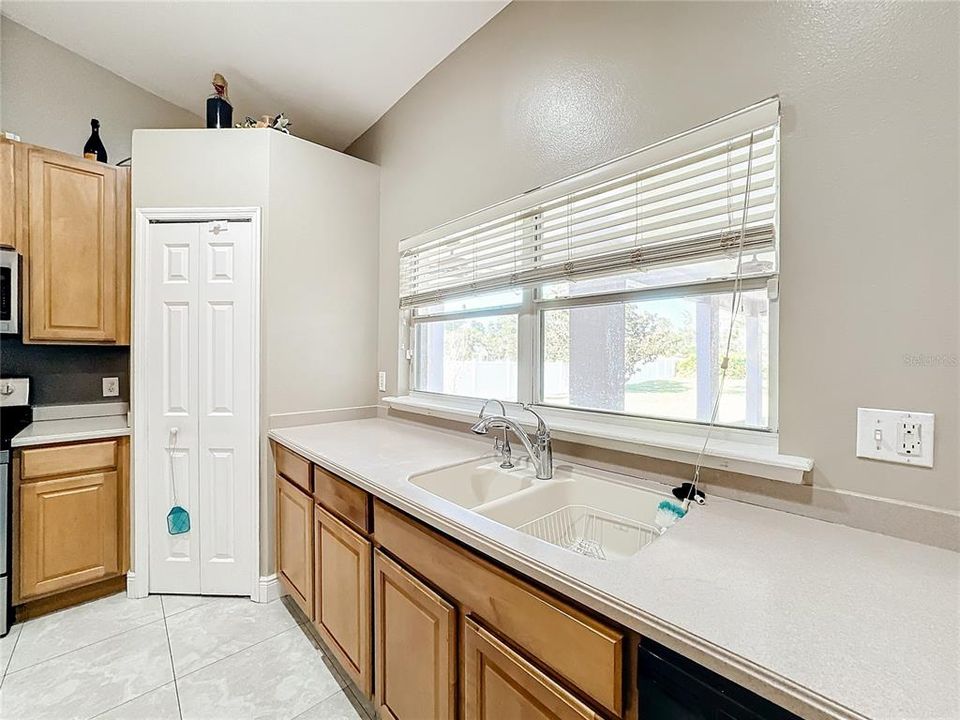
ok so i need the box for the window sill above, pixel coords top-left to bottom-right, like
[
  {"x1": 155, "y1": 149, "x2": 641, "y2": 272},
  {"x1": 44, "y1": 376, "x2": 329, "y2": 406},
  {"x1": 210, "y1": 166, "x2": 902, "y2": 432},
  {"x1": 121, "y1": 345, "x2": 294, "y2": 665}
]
[{"x1": 383, "y1": 394, "x2": 813, "y2": 485}]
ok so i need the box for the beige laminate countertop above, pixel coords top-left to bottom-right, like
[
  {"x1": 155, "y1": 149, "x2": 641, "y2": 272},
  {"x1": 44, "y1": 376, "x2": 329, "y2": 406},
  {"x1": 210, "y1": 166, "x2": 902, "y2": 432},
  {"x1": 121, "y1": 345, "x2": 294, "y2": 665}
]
[
  {"x1": 269, "y1": 418, "x2": 959, "y2": 720},
  {"x1": 11, "y1": 415, "x2": 130, "y2": 448}
]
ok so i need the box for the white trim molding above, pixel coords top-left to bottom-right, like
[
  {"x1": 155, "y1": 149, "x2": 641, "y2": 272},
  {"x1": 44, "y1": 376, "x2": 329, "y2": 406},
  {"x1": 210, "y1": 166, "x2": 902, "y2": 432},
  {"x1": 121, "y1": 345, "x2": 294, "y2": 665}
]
[
  {"x1": 383, "y1": 393, "x2": 813, "y2": 484},
  {"x1": 132, "y1": 207, "x2": 263, "y2": 601},
  {"x1": 126, "y1": 571, "x2": 147, "y2": 599},
  {"x1": 255, "y1": 574, "x2": 281, "y2": 603}
]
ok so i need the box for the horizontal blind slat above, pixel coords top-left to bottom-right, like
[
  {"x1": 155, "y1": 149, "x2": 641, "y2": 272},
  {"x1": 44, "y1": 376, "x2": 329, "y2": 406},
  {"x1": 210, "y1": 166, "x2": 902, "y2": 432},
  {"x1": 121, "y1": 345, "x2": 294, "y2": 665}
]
[
  {"x1": 403, "y1": 201, "x2": 775, "y2": 289},
  {"x1": 401, "y1": 226, "x2": 775, "y2": 307},
  {"x1": 400, "y1": 111, "x2": 779, "y2": 304}
]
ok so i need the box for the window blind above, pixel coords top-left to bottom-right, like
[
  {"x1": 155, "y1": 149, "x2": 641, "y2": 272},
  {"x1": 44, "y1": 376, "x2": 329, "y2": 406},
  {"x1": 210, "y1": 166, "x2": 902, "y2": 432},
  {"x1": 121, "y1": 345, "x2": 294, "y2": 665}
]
[{"x1": 399, "y1": 98, "x2": 779, "y2": 308}]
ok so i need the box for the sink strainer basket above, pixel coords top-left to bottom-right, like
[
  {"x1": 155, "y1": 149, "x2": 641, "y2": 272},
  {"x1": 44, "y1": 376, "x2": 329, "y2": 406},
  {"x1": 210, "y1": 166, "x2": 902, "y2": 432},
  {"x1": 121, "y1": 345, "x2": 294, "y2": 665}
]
[{"x1": 517, "y1": 505, "x2": 662, "y2": 560}]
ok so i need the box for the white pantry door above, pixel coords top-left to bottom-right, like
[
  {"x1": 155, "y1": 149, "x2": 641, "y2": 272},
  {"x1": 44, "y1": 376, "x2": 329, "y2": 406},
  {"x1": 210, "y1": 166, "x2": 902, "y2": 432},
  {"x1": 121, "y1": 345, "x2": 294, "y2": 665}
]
[{"x1": 146, "y1": 220, "x2": 256, "y2": 595}]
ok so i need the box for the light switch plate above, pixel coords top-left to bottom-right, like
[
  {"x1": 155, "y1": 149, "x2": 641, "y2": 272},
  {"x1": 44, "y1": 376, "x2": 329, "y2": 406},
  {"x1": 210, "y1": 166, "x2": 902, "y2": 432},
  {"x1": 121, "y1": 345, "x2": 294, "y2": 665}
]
[
  {"x1": 856, "y1": 408, "x2": 935, "y2": 467},
  {"x1": 102, "y1": 377, "x2": 120, "y2": 398}
]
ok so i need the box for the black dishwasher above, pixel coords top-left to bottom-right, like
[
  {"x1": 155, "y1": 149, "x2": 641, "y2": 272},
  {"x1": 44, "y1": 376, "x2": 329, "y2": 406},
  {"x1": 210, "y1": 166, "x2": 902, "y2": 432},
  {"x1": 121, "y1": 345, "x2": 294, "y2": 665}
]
[{"x1": 638, "y1": 640, "x2": 801, "y2": 720}]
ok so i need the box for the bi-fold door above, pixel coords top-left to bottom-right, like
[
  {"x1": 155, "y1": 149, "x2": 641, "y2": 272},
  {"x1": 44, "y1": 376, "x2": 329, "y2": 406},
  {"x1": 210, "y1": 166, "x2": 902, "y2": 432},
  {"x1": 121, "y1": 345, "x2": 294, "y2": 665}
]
[{"x1": 146, "y1": 220, "x2": 255, "y2": 595}]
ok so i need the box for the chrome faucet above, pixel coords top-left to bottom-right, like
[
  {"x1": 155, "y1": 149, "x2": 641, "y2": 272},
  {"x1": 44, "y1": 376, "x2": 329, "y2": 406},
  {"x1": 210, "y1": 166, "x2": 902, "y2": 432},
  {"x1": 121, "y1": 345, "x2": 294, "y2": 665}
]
[
  {"x1": 478, "y1": 399, "x2": 513, "y2": 469},
  {"x1": 471, "y1": 404, "x2": 554, "y2": 480}
]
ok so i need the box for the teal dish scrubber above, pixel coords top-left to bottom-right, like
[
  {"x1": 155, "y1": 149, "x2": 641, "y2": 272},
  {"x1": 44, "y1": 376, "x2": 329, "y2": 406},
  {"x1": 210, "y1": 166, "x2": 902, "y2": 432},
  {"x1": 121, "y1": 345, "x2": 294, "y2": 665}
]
[
  {"x1": 655, "y1": 500, "x2": 686, "y2": 529},
  {"x1": 167, "y1": 505, "x2": 191, "y2": 535}
]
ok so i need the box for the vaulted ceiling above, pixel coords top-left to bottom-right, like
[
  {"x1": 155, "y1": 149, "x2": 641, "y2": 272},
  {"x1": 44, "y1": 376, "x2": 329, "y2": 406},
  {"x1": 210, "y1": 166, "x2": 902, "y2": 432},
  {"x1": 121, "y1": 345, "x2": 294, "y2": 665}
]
[{"x1": 2, "y1": 1, "x2": 508, "y2": 149}]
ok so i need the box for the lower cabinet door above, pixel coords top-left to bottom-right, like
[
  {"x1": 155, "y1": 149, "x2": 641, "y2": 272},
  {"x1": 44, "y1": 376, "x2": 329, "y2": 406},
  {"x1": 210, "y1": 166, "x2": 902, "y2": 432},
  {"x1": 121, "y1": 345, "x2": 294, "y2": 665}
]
[
  {"x1": 374, "y1": 549, "x2": 456, "y2": 720},
  {"x1": 276, "y1": 475, "x2": 313, "y2": 619},
  {"x1": 19, "y1": 471, "x2": 119, "y2": 599},
  {"x1": 314, "y1": 505, "x2": 372, "y2": 696},
  {"x1": 463, "y1": 617, "x2": 601, "y2": 720}
]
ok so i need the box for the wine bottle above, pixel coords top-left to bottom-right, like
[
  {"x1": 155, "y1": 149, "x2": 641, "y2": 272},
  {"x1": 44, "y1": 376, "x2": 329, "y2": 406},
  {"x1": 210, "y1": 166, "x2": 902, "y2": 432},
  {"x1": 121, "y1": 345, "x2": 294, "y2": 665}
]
[{"x1": 83, "y1": 119, "x2": 108, "y2": 163}]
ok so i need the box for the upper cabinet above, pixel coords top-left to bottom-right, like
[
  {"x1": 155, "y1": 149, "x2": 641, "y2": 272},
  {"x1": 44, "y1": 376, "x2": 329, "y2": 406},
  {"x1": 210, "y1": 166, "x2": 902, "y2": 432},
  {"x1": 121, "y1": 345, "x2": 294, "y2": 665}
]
[{"x1": 0, "y1": 139, "x2": 130, "y2": 344}]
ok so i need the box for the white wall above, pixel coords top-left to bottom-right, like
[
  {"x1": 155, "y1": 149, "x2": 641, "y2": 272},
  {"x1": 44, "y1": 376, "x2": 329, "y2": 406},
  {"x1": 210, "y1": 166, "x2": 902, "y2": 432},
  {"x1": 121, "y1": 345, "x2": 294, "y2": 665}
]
[
  {"x1": 132, "y1": 128, "x2": 380, "y2": 576},
  {"x1": 264, "y1": 130, "x2": 380, "y2": 418},
  {"x1": 0, "y1": 18, "x2": 200, "y2": 161},
  {"x1": 348, "y1": 1, "x2": 960, "y2": 516}
]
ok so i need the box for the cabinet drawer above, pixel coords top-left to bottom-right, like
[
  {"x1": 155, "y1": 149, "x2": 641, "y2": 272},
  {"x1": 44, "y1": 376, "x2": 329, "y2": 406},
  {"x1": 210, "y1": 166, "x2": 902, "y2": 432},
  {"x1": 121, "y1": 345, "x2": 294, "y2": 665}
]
[
  {"x1": 21, "y1": 440, "x2": 118, "y2": 481},
  {"x1": 274, "y1": 443, "x2": 311, "y2": 493},
  {"x1": 373, "y1": 500, "x2": 624, "y2": 717},
  {"x1": 314, "y1": 465, "x2": 370, "y2": 534},
  {"x1": 463, "y1": 618, "x2": 601, "y2": 720}
]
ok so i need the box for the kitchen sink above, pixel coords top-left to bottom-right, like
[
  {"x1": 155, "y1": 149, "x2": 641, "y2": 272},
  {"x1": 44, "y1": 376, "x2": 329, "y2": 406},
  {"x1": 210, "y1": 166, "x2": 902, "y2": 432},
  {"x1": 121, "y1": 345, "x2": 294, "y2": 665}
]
[
  {"x1": 408, "y1": 457, "x2": 537, "y2": 509},
  {"x1": 409, "y1": 459, "x2": 674, "y2": 560}
]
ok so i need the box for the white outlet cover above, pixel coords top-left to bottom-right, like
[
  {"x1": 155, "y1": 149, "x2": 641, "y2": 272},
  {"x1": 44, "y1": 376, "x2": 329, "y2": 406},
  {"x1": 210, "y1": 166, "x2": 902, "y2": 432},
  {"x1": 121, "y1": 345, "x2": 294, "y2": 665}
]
[
  {"x1": 856, "y1": 408, "x2": 935, "y2": 468},
  {"x1": 102, "y1": 377, "x2": 120, "y2": 397},
  {"x1": 377, "y1": 371, "x2": 386, "y2": 392}
]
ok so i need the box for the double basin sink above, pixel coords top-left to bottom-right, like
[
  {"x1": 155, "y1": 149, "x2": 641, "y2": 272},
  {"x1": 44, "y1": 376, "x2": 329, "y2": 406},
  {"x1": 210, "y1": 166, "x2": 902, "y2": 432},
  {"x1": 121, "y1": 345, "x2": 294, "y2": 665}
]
[{"x1": 409, "y1": 457, "x2": 675, "y2": 561}]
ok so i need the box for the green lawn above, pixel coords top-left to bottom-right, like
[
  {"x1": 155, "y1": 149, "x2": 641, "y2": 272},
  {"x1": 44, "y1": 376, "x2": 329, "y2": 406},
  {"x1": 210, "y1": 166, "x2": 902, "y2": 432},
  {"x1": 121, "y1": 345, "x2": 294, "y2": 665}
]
[{"x1": 623, "y1": 379, "x2": 688, "y2": 393}]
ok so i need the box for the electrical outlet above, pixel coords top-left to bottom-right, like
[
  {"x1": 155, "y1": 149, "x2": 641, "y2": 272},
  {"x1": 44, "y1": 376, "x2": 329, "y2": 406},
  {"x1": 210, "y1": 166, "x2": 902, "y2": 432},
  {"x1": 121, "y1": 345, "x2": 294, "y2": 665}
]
[
  {"x1": 377, "y1": 371, "x2": 386, "y2": 392},
  {"x1": 102, "y1": 377, "x2": 119, "y2": 398},
  {"x1": 897, "y1": 421, "x2": 922, "y2": 457},
  {"x1": 856, "y1": 408, "x2": 934, "y2": 468}
]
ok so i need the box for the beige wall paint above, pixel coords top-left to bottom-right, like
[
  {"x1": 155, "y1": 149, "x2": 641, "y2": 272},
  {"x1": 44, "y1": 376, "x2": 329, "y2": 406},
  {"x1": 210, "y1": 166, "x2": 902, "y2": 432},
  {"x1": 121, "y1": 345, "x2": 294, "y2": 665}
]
[
  {"x1": 265, "y1": 130, "x2": 381, "y2": 418},
  {"x1": 349, "y1": 1, "x2": 960, "y2": 513},
  {"x1": 0, "y1": 18, "x2": 200, "y2": 161}
]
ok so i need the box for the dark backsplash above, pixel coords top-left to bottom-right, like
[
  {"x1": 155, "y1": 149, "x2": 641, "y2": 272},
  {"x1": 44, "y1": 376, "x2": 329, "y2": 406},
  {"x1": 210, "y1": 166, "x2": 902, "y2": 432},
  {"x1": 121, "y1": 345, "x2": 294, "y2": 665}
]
[{"x1": 0, "y1": 335, "x2": 129, "y2": 405}]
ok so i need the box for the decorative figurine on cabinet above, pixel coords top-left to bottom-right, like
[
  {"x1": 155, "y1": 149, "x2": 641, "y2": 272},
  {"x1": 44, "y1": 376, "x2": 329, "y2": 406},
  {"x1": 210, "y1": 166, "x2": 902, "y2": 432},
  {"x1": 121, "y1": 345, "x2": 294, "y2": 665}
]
[
  {"x1": 235, "y1": 112, "x2": 292, "y2": 134},
  {"x1": 206, "y1": 73, "x2": 233, "y2": 129},
  {"x1": 272, "y1": 113, "x2": 291, "y2": 134}
]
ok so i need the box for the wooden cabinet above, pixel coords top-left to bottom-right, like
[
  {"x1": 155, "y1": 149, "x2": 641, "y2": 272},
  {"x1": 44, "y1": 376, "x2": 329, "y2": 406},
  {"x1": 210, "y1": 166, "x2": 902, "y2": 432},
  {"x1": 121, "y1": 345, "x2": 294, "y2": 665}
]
[
  {"x1": 19, "y1": 471, "x2": 119, "y2": 599},
  {"x1": 374, "y1": 500, "x2": 624, "y2": 717},
  {"x1": 314, "y1": 464, "x2": 370, "y2": 533},
  {"x1": 276, "y1": 475, "x2": 314, "y2": 619},
  {"x1": 0, "y1": 139, "x2": 130, "y2": 344},
  {"x1": 0, "y1": 140, "x2": 16, "y2": 250},
  {"x1": 314, "y1": 504, "x2": 372, "y2": 695},
  {"x1": 275, "y1": 443, "x2": 312, "y2": 494},
  {"x1": 374, "y1": 549, "x2": 456, "y2": 720},
  {"x1": 270, "y1": 439, "x2": 627, "y2": 719},
  {"x1": 16, "y1": 438, "x2": 128, "y2": 602},
  {"x1": 463, "y1": 618, "x2": 600, "y2": 720}
]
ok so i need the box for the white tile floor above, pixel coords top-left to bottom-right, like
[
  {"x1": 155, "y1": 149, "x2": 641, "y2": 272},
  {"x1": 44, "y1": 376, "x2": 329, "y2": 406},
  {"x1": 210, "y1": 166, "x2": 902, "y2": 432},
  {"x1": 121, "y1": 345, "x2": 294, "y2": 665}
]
[{"x1": 0, "y1": 593, "x2": 374, "y2": 720}]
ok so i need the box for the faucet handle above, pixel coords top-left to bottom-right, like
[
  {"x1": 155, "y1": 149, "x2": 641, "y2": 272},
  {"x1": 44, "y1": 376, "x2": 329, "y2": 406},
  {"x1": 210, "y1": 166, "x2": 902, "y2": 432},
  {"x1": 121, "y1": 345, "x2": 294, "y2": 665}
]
[{"x1": 520, "y1": 404, "x2": 549, "y2": 437}]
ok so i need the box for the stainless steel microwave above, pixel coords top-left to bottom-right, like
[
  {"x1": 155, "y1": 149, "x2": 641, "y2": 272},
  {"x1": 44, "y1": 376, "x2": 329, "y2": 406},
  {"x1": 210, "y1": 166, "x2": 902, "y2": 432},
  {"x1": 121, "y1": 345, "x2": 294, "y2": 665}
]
[{"x1": 0, "y1": 248, "x2": 19, "y2": 335}]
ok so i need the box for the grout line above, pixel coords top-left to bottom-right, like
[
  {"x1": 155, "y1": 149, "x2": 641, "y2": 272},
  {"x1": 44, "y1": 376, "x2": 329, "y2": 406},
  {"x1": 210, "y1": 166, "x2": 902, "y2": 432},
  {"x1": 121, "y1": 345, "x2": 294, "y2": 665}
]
[
  {"x1": 3, "y1": 614, "x2": 166, "y2": 677},
  {"x1": 174, "y1": 622, "x2": 303, "y2": 682},
  {"x1": 160, "y1": 596, "x2": 185, "y2": 720},
  {"x1": 0, "y1": 623, "x2": 25, "y2": 688},
  {"x1": 290, "y1": 686, "x2": 351, "y2": 720},
  {"x1": 89, "y1": 681, "x2": 178, "y2": 720},
  {"x1": 159, "y1": 595, "x2": 217, "y2": 620}
]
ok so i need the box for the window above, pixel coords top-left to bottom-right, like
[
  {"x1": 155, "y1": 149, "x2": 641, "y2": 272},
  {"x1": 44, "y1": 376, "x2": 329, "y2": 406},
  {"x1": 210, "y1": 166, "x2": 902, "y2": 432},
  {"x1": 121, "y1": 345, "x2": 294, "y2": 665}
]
[
  {"x1": 412, "y1": 290, "x2": 521, "y2": 401},
  {"x1": 540, "y1": 282, "x2": 772, "y2": 427},
  {"x1": 401, "y1": 100, "x2": 780, "y2": 431}
]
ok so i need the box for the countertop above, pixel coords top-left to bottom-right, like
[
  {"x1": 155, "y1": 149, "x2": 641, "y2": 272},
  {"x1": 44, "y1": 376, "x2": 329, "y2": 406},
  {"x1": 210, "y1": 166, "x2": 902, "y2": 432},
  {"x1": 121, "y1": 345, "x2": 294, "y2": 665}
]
[
  {"x1": 270, "y1": 418, "x2": 959, "y2": 720},
  {"x1": 12, "y1": 415, "x2": 130, "y2": 448}
]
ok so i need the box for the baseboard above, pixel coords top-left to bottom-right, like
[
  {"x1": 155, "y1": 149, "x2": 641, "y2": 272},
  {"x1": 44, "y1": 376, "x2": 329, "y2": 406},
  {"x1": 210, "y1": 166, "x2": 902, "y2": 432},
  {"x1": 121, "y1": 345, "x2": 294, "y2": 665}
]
[
  {"x1": 126, "y1": 570, "x2": 149, "y2": 599},
  {"x1": 268, "y1": 405, "x2": 379, "y2": 429},
  {"x1": 256, "y1": 574, "x2": 281, "y2": 603},
  {"x1": 16, "y1": 575, "x2": 126, "y2": 622}
]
